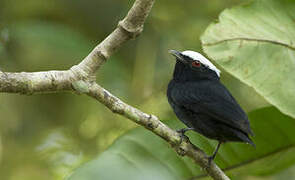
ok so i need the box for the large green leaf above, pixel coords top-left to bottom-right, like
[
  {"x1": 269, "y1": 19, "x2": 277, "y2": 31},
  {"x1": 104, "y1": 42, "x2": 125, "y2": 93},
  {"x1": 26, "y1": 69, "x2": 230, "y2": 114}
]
[
  {"x1": 68, "y1": 107, "x2": 295, "y2": 180},
  {"x1": 201, "y1": 0, "x2": 295, "y2": 118}
]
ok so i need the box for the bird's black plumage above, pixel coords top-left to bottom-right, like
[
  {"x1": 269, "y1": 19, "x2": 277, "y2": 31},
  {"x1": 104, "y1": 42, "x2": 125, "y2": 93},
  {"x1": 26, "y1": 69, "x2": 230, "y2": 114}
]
[{"x1": 167, "y1": 50, "x2": 254, "y2": 160}]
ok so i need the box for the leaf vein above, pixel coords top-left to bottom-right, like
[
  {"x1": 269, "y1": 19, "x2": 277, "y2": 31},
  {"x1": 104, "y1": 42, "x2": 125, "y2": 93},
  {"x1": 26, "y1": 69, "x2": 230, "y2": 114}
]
[{"x1": 203, "y1": 38, "x2": 295, "y2": 51}]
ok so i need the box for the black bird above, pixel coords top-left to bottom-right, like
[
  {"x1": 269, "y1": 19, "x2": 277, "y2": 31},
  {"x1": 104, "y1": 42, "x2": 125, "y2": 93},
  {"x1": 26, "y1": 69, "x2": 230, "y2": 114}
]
[{"x1": 167, "y1": 50, "x2": 254, "y2": 161}]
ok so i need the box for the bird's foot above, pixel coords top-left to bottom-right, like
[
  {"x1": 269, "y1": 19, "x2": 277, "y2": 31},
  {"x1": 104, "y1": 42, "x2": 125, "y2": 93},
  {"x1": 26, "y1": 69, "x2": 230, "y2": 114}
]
[
  {"x1": 207, "y1": 154, "x2": 216, "y2": 166},
  {"x1": 176, "y1": 128, "x2": 194, "y2": 144}
]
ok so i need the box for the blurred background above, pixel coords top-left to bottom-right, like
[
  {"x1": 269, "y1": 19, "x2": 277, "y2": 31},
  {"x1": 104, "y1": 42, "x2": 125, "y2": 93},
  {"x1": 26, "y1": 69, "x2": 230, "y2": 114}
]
[{"x1": 1, "y1": 0, "x2": 287, "y2": 179}]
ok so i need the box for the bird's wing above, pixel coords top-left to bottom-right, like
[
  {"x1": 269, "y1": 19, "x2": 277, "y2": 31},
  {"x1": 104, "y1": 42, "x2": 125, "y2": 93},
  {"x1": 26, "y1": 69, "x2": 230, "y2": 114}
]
[{"x1": 170, "y1": 81, "x2": 253, "y2": 135}]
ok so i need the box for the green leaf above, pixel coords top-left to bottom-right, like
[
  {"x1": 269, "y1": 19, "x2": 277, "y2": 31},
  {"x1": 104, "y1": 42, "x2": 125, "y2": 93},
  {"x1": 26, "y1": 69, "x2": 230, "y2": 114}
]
[
  {"x1": 67, "y1": 107, "x2": 295, "y2": 179},
  {"x1": 201, "y1": 0, "x2": 295, "y2": 118}
]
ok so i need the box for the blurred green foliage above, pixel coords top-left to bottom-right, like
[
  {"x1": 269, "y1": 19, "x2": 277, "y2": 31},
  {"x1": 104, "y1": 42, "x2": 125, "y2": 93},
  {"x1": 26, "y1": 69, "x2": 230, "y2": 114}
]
[
  {"x1": 68, "y1": 107, "x2": 295, "y2": 180},
  {"x1": 2, "y1": 0, "x2": 292, "y2": 179}
]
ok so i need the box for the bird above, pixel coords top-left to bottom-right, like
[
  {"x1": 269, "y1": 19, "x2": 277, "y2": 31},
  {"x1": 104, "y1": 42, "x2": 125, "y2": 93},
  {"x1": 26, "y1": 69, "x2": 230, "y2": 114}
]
[{"x1": 167, "y1": 50, "x2": 255, "y2": 161}]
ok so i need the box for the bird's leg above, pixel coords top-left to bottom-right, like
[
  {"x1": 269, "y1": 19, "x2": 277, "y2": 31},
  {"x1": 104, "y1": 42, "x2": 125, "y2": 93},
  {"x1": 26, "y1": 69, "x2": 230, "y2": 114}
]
[
  {"x1": 208, "y1": 141, "x2": 222, "y2": 164},
  {"x1": 176, "y1": 127, "x2": 194, "y2": 144},
  {"x1": 177, "y1": 127, "x2": 194, "y2": 134}
]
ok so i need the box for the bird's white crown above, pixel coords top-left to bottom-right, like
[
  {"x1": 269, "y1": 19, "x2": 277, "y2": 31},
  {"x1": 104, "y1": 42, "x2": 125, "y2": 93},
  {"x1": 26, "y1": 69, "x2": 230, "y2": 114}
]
[{"x1": 182, "y1": 50, "x2": 220, "y2": 77}]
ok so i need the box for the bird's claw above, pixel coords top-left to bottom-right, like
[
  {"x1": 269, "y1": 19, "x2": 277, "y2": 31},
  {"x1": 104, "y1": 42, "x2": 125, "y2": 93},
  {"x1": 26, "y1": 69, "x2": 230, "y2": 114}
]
[
  {"x1": 176, "y1": 129, "x2": 186, "y2": 144},
  {"x1": 176, "y1": 128, "x2": 194, "y2": 144},
  {"x1": 207, "y1": 155, "x2": 215, "y2": 166},
  {"x1": 176, "y1": 128, "x2": 186, "y2": 135}
]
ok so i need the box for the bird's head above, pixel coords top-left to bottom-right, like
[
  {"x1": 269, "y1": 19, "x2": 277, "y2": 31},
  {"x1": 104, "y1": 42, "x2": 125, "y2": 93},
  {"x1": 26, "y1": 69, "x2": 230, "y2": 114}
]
[{"x1": 169, "y1": 50, "x2": 220, "y2": 81}]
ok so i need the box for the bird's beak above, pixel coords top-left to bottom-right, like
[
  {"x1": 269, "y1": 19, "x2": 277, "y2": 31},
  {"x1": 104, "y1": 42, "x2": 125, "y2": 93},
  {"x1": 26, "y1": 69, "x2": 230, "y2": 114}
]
[{"x1": 169, "y1": 50, "x2": 185, "y2": 63}]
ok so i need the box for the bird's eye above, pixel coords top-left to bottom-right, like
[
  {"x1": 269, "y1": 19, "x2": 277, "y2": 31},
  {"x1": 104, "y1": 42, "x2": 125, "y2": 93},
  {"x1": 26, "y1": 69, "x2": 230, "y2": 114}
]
[{"x1": 191, "y1": 61, "x2": 201, "y2": 67}]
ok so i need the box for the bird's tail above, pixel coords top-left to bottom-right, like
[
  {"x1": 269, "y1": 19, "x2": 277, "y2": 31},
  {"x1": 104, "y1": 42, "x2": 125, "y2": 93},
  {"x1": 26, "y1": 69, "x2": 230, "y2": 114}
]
[
  {"x1": 245, "y1": 137, "x2": 256, "y2": 148},
  {"x1": 238, "y1": 132, "x2": 256, "y2": 148}
]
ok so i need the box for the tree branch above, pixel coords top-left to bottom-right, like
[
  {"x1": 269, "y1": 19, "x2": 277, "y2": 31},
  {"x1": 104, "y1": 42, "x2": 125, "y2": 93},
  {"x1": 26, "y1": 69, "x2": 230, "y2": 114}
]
[
  {"x1": 75, "y1": 0, "x2": 155, "y2": 76},
  {"x1": 0, "y1": 70, "x2": 73, "y2": 94},
  {"x1": 0, "y1": 0, "x2": 230, "y2": 179},
  {"x1": 85, "y1": 82, "x2": 230, "y2": 180}
]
